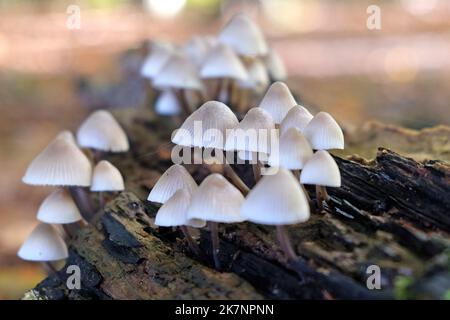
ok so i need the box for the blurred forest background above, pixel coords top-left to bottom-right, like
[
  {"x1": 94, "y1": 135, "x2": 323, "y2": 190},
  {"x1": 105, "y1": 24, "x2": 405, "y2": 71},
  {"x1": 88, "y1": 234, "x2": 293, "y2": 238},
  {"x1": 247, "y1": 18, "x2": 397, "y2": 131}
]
[{"x1": 0, "y1": 0, "x2": 449, "y2": 299}]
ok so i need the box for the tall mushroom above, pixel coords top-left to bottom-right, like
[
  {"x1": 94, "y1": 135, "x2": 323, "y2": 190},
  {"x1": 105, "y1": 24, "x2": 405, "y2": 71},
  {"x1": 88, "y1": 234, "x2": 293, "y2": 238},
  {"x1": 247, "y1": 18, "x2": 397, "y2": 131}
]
[
  {"x1": 303, "y1": 112, "x2": 344, "y2": 151},
  {"x1": 258, "y1": 81, "x2": 297, "y2": 125},
  {"x1": 187, "y1": 173, "x2": 245, "y2": 269},
  {"x1": 279, "y1": 105, "x2": 314, "y2": 136},
  {"x1": 18, "y1": 223, "x2": 68, "y2": 274},
  {"x1": 155, "y1": 189, "x2": 205, "y2": 256},
  {"x1": 300, "y1": 150, "x2": 341, "y2": 212},
  {"x1": 90, "y1": 160, "x2": 125, "y2": 208},
  {"x1": 22, "y1": 132, "x2": 93, "y2": 219},
  {"x1": 241, "y1": 168, "x2": 310, "y2": 262},
  {"x1": 153, "y1": 53, "x2": 204, "y2": 116}
]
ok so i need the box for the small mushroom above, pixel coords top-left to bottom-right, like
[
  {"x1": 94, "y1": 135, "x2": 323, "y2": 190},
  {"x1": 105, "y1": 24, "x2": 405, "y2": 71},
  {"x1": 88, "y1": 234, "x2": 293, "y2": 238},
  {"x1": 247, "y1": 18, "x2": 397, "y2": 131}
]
[
  {"x1": 148, "y1": 164, "x2": 198, "y2": 204},
  {"x1": 76, "y1": 109, "x2": 130, "y2": 160},
  {"x1": 303, "y1": 112, "x2": 344, "y2": 150},
  {"x1": 187, "y1": 173, "x2": 245, "y2": 269},
  {"x1": 258, "y1": 81, "x2": 297, "y2": 124},
  {"x1": 140, "y1": 41, "x2": 174, "y2": 80},
  {"x1": 18, "y1": 223, "x2": 68, "y2": 274},
  {"x1": 300, "y1": 150, "x2": 341, "y2": 212},
  {"x1": 155, "y1": 189, "x2": 205, "y2": 256},
  {"x1": 37, "y1": 188, "x2": 85, "y2": 237},
  {"x1": 153, "y1": 53, "x2": 204, "y2": 116},
  {"x1": 183, "y1": 36, "x2": 211, "y2": 67},
  {"x1": 218, "y1": 13, "x2": 268, "y2": 58},
  {"x1": 22, "y1": 132, "x2": 94, "y2": 219},
  {"x1": 155, "y1": 89, "x2": 182, "y2": 118},
  {"x1": 279, "y1": 105, "x2": 314, "y2": 136},
  {"x1": 90, "y1": 160, "x2": 125, "y2": 208},
  {"x1": 225, "y1": 107, "x2": 275, "y2": 182},
  {"x1": 241, "y1": 168, "x2": 310, "y2": 262}
]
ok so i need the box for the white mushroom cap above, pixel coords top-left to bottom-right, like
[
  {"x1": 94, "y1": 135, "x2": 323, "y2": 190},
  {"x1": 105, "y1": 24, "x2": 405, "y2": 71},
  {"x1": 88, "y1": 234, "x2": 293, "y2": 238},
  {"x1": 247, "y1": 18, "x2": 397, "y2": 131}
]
[
  {"x1": 187, "y1": 173, "x2": 245, "y2": 223},
  {"x1": 280, "y1": 105, "x2": 314, "y2": 136},
  {"x1": 183, "y1": 36, "x2": 210, "y2": 67},
  {"x1": 268, "y1": 128, "x2": 313, "y2": 170},
  {"x1": 90, "y1": 160, "x2": 125, "y2": 192},
  {"x1": 18, "y1": 223, "x2": 68, "y2": 261},
  {"x1": 300, "y1": 150, "x2": 341, "y2": 187},
  {"x1": 37, "y1": 188, "x2": 83, "y2": 224},
  {"x1": 140, "y1": 41, "x2": 173, "y2": 79},
  {"x1": 155, "y1": 189, "x2": 206, "y2": 228},
  {"x1": 77, "y1": 110, "x2": 129, "y2": 152},
  {"x1": 265, "y1": 48, "x2": 287, "y2": 81},
  {"x1": 218, "y1": 13, "x2": 268, "y2": 57},
  {"x1": 148, "y1": 164, "x2": 198, "y2": 204},
  {"x1": 155, "y1": 90, "x2": 182, "y2": 116},
  {"x1": 200, "y1": 43, "x2": 248, "y2": 81},
  {"x1": 171, "y1": 100, "x2": 239, "y2": 149},
  {"x1": 258, "y1": 81, "x2": 297, "y2": 124},
  {"x1": 241, "y1": 168, "x2": 310, "y2": 225},
  {"x1": 237, "y1": 60, "x2": 269, "y2": 91},
  {"x1": 225, "y1": 107, "x2": 275, "y2": 154},
  {"x1": 22, "y1": 134, "x2": 92, "y2": 186},
  {"x1": 303, "y1": 112, "x2": 344, "y2": 150},
  {"x1": 153, "y1": 54, "x2": 203, "y2": 91}
]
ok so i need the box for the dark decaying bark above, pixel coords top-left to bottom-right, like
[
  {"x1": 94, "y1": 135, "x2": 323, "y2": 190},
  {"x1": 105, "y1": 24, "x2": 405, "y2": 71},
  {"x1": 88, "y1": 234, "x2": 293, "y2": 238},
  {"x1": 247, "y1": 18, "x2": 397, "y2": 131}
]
[{"x1": 24, "y1": 110, "x2": 450, "y2": 300}]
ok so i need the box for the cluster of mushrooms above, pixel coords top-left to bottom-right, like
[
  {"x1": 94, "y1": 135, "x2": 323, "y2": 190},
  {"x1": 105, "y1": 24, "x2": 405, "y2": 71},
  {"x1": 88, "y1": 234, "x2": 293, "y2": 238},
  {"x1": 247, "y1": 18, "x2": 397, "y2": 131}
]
[
  {"x1": 17, "y1": 13, "x2": 344, "y2": 275},
  {"x1": 145, "y1": 14, "x2": 344, "y2": 269},
  {"x1": 18, "y1": 110, "x2": 129, "y2": 273}
]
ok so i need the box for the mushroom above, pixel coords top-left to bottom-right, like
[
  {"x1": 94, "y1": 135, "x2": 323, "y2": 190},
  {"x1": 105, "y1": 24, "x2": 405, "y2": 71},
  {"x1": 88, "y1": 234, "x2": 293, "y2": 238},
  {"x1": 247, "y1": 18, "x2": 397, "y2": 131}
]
[
  {"x1": 236, "y1": 60, "x2": 269, "y2": 110},
  {"x1": 303, "y1": 112, "x2": 344, "y2": 150},
  {"x1": 171, "y1": 100, "x2": 249, "y2": 194},
  {"x1": 147, "y1": 164, "x2": 198, "y2": 204},
  {"x1": 265, "y1": 48, "x2": 287, "y2": 82},
  {"x1": 90, "y1": 160, "x2": 125, "y2": 208},
  {"x1": 22, "y1": 132, "x2": 94, "y2": 219},
  {"x1": 225, "y1": 107, "x2": 275, "y2": 182},
  {"x1": 200, "y1": 43, "x2": 248, "y2": 105},
  {"x1": 76, "y1": 109, "x2": 129, "y2": 161},
  {"x1": 187, "y1": 173, "x2": 245, "y2": 269},
  {"x1": 258, "y1": 81, "x2": 297, "y2": 124},
  {"x1": 183, "y1": 36, "x2": 210, "y2": 67},
  {"x1": 153, "y1": 53, "x2": 204, "y2": 116},
  {"x1": 155, "y1": 89, "x2": 182, "y2": 117},
  {"x1": 37, "y1": 188, "x2": 85, "y2": 237},
  {"x1": 300, "y1": 150, "x2": 341, "y2": 212},
  {"x1": 218, "y1": 13, "x2": 268, "y2": 58},
  {"x1": 241, "y1": 168, "x2": 310, "y2": 262},
  {"x1": 155, "y1": 189, "x2": 205, "y2": 256},
  {"x1": 279, "y1": 105, "x2": 314, "y2": 136},
  {"x1": 18, "y1": 223, "x2": 68, "y2": 274}
]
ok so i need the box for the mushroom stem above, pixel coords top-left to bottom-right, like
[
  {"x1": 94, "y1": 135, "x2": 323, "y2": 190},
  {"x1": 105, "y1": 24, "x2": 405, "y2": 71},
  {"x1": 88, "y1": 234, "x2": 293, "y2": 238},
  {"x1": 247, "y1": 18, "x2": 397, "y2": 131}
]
[
  {"x1": 77, "y1": 219, "x2": 88, "y2": 228},
  {"x1": 62, "y1": 224, "x2": 73, "y2": 238},
  {"x1": 69, "y1": 186, "x2": 95, "y2": 220},
  {"x1": 42, "y1": 261, "x2": 58, "y2": 275},
  {"x1": 276, "y1": 225, "x2": 298, "y2": 262},
  {"x1": 208, "y1": 221, "x2": 221, "y2": 270},
  {"x1": 252, "y1": 161, "x2": 261, "y2": 183},
  {"x1": 301, "y1": 183, "x2": 313, "y2": 208},
  {"x1": 175, "y1": 88, "x2": 192, "y2": 117},
  {"x1": 99, "y1": 191, "x2": 105, "y2": 208},
  {"x1": 180, "y1": 225, "x2": 202, "y2": 257},
  {"x1": 223, "y1": 163, "x2": 250, "y2": 195},
  {"x1": 315, "y1": 185, "x2": 330, "y2": 212}
]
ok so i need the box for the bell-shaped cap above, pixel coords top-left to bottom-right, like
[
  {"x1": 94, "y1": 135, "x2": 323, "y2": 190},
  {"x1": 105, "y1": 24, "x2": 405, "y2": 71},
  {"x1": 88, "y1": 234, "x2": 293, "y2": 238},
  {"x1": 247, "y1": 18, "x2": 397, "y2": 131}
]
[
  {"x1": 269, "y1": 128, "x2": 313, "y2": 170},
  {"x1": 225, "y1": 107, "x2": 275, "y2": 154},
  {"x1": 172, "y1": 101, "x2": 239, "y2": 149},
  {"x1": 77, "y1": 110, "x2": 129, "y2": 152},
  {"x1": 300, "y1": 150, "x2": 341, "y2": 187},
  {"x1": 18, "y1": 223, "x2": 68, "y2": 261},
  {"x1": 155, "y1": 90, "x2": 181, "y2": 116},
  {"x1": 280, "y1": 105, "x2": 313, "y2": 135},
  {"x1": 241, "y1": 168, "x2": 310, "y2": 225},
  {"x1": 237, "y1": 60, "x2": 269, "y2": 91},
  {"x1": 140, "y1": 41, "x2": 173, "y2": 79},
  {"x1": 184, "y1": 36, "x2": 210, "y2": 67},
  {"x1": 22, "y1": 134, "x2": 92, "y2": 186},
  {"x1": 148, "y1": 164, "x2": 198, "y2": 204},
  {"x1": 153, "y1": 54, "x2": 203, "y2": 90},
  {"x1": 200, "y1": 43, "x2": 248, "y2": 81},
  {"x1": 265, "y1": 48, "x2": 287, "y2": 81},
  {"x1": 218, "y1": 13, "x2": 268, "y2": 57},
  {"x1": 90, "y1": 160, "x2": 125, "y2": 192},
  {"x1": 258, "y1": 81, "x2": 297, "y2": 124},
  {"x1": 303, "y1": 112, "x2": 344, "y2": 150},
  {"x1": 37, "y1": 188, "x2": 82, "y2": 224},
  {"x1": 187, "y1": 173, "x2": 245, "y2": 223},
  {"x1": 155, "y1": 189, "x2": 206, "y2": 228}
]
